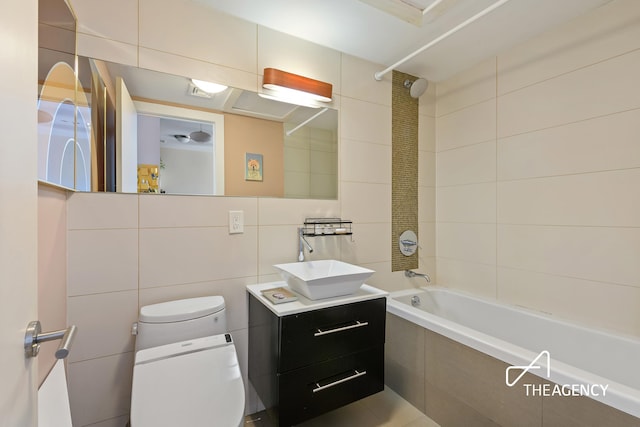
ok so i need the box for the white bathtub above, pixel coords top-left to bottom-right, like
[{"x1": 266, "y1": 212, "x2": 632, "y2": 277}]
[{"x1": 387, "y1": 287, "x2": 640, "y2": 419}]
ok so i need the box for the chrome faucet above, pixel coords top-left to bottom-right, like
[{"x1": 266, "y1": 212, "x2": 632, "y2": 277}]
[
  {"x1": 405, "y1": 269, "x2": 431, "y2": 283},
  {"x1": 298, "y1": 227, "x2": 314, "y2": 261}
]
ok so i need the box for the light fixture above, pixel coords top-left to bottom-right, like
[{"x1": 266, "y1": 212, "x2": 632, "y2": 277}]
[
  {"x1": 191, "y1": 78, "x2": 228, "y2": 94},
  {"x1": 261, "y1": 68, "x2": 332, "y2": 107},
  {"x1": 189, "y1": 124, "x2": 211, "y2": 143},
  {"x1": 173, "y1": 134, "x2": 191, "y2": 143}
]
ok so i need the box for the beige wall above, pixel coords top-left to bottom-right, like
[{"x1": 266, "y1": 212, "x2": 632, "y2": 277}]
[
  {"x1": 435, "y1": 0, "x2": 640, "y2": 338},
  {"x1": 224, "y1": 114, "x2": 284, "y2": 197},
  {"x1": 37, "y1": 185, "x2": 68, "y2": 386}
]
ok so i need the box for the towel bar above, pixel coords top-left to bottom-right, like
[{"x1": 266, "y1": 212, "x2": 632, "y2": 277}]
[{"x1": 24, "y1": 321, "x2": 77, "y2": 359}]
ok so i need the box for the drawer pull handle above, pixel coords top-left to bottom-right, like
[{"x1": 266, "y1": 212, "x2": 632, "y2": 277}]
[
  {"x1": 314, "y1": 321, "x2": 369, "y2": 337},
  {"x1": 312, "y1": 370, "x2": 367, "y2": 393}
]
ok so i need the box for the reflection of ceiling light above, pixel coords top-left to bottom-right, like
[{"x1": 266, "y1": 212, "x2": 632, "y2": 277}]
[
  {"x1": 173, "y1": 134, "x2": 190, "y2": 143},
  {"x1": 261, "y1": 68, "x2": 332, "y2": 107},
  {"x1": 189, "y1": 130, "x2": 211, "y2": 143},
  {"x1": 191, "y1": 78, "x2": 228, "y2": 94}
]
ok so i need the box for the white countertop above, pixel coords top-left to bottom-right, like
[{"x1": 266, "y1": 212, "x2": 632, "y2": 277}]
[{"x1": 247, "y1": 281, "x2": 388, "y2": 316}]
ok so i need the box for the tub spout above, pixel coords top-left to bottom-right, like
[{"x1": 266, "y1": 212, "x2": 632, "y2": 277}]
[
  {"x1": 405, "y1": 269, "x2": 431, "y2": 283},
  {"x1": 298, "y1": 227, "x2": 314, "y2": 261}
]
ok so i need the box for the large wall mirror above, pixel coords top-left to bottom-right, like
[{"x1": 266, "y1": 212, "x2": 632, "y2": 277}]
[{"x1": 37, "y1": 2, "x2": 338, "y2": 199}]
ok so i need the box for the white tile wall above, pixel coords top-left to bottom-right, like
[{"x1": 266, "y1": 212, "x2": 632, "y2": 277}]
[
  {"x1": 434, "y1": 0, "x2": 640, "y2": 338},
  {"x1": 68, "y1": 0, "x2": 138, "y2": 45},
  {"x1": 139, "y1": 0, "x2": 257, "y2": 74},
  {"x1": 497, "y1": 0, "x2": 640, "y2": 95}
]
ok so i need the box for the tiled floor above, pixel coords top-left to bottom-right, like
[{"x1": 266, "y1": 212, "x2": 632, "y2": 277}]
[{"x1": 244, "y1": 386, "x2": 440, "y2": 427}]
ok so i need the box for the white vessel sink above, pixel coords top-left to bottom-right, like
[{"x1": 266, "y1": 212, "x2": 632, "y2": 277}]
[{"x1": 273, "y1": 260, "x2": 374, "y2": 300}]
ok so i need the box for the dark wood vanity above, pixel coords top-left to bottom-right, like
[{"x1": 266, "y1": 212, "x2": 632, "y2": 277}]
[{"x1": 247, "y1": 283, "x2": 387, "y2": 427}]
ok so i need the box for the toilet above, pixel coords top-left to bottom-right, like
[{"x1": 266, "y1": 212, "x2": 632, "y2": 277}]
[{"x1": 130, "y1": 296, "x2": 245, "y2": 427}]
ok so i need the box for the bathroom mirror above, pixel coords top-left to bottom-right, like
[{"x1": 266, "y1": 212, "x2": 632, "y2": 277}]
[{"x1": 37, "y1": 14, "x2": 338, "y2": 199}]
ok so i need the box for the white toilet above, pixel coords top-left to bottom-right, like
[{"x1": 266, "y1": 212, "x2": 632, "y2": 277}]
[{"x1": 130, "y1": 296, "x2": 245, "y2": 427}]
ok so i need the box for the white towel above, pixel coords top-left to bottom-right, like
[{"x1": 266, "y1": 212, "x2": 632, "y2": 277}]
[{"x1": 38, "y1": 360, "x2": 72, "y2": 427}]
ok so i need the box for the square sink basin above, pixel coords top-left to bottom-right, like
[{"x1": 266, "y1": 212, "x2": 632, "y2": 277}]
[{"x1": 273, "y1": 260, "x2": 375, "y2": 300}]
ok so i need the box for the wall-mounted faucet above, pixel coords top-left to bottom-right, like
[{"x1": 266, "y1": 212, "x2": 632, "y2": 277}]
[
  {"x1": 298, "y1": 227, "x2": 314, "y2": 261},
  {"x1": 405, "y1": 269, "x2": 431, "y2": 284}
]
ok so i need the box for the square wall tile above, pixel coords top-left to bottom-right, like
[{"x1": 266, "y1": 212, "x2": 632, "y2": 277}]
[
  {"x1": 339, "y1": 222, "x2": 391, "y2": 265},
  {"x1": 497, "y1": 109, "x2": 640, "y2": 181},
  {"x1": 436, "y1": 141, "x2": 496, "y2": 187},
  {"x1": 435, "y1": 257, "x2": 497, "y2": 298},
  {"x1": 436, "y1": 57, "x2": 496, "y2": 117},
  {"x1": 139, "y1": 194, "x2": 257, "y2": 228},
  {"x1": 497, "y1": 169, "x2": 640, "y2": 227},
  {"x1": 497, "y1": 267, "x2": 640, "y2": 338},
  {"x1": 139, "y1": 0, "x2": 256, "y2": 73},
  {"x1": 341, "y1": 97, "x2": 392, "y2": 145},
  {"x1": 419, "y1": 114, "x2": 436, "y2": 153},
  {"x1": 498, "y1": 50, "x2": 640, "y2": 138},
  {"x1": 418, "y1": 221, "x2": 436, "y2": 258},
  {"x1": 71, "y1": 0, "x2": 138, "y2": 45},
  {"x1": 497, "y1": 0, "x2": 640, "y2": 95},
  {"x1": 341, "y1": 182, "x2": 392, "y2": 224},
  {"x1": 436, "y1": 222, "x2": 496, "y2": 266},
  {"x1": 436, "y1": 183, "x2": 496, "y2": 224},
  {"x1": 67, "y1": 192, "x2": 137, "y2": 230},
  {"x1": 68, "y1": 352, "x2": 134, "y2": 427},
  {"x1": 139, "y1": 226, "x2": 258, "y2": 288},
  {"x1": 341, "y1": 138, "x2": 391, "y2": 184},
  {"x1": 436, "y1": 99, "x2": 496, "y2": 152},
  {"x1": 497, "y1": 224, "x2": 640, "y2": 288},
  {"x1": 76, "y1": 33, "x2": 137, "y2": 68},
  {"x1": 138, "y1": 47, "x2": 257, "y2": 92},
  {"x1": 418, "y1": 186, "x2": 435, "y2": 223},
  {"x1": 418, "y1": 151, "x2": 436, "y2": 188},
  {"x1": 385, "y1": 313, "x2": 426, "y2": 412},
  {"x1": 424, "y1": 330, "x2": 542, "y2": 427},
  {"x1": 68, "y1": 229, "x2": 138, "y2": 296},
  {"x1": 341, "y1": 54, "x2": 391, "y2": 105},
  {"x1": 257, "y1": 198, "x2": 340, "y2": 226},
  {"x1": 68, "y1": 290, "x2": 138, "y2": 362}
]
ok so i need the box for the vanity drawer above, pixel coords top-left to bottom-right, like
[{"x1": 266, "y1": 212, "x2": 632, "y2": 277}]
[
  {"x1": 278, "y1": 345, "x2": 384, "y2": 427},
  {"x1": 279, "y1": 298, "x2": 386, "y2": 371}
]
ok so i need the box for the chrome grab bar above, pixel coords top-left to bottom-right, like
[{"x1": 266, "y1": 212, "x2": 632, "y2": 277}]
[
  {"x1": 24, "y1": 320, "x2": 77, "y2": 359},
  {"x1": 312, "y1": 370, "x2": 367, "y2": 393},
  {"x1": 314, "y1": 321, "x2": 369, "y2": 337}
]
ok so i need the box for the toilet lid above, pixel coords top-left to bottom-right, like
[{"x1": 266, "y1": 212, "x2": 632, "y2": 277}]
[
  {"x1": 131, "y1": 334, "x2": 245, "y2": 427},
  {"x1": 139, "y1": 296, "x2": 225, "y2": 323}
]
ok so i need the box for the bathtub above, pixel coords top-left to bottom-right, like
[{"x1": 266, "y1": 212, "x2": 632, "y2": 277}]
[{"x1": 387, "y1": 287, "x2": 640, "y2": 420}]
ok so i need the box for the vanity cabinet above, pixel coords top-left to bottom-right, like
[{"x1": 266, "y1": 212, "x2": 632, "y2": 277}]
[{"x1": 248, "y1": 284, "x2": 387, "y2": 427}]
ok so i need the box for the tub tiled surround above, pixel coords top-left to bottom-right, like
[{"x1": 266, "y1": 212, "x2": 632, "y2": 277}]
[
  {"x1": 434, "y1": 0, "x2": 640, "y2": 338},
  {"x1": 386, "y1": 313, "x2": 640, "y2": 427}
]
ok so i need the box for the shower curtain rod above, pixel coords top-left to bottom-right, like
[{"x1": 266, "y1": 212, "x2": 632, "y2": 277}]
[{"x1": 374, "y1": 0, "x2": 513, "y2": 80}]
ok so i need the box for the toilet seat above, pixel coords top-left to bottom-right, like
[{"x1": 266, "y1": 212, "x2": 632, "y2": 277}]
[{"x1": 130, "y1": 334, "x2": 245, "y2": 427}]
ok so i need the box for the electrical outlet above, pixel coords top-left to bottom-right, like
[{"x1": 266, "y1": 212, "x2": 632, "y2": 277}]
[{"x1": 229, "y1": 210, "x2": 244, "y2": 234}]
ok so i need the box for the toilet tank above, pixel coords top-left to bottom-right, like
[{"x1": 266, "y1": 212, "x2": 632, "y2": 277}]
[{"x1": 135, "y1": 296, "x2": 227, "y2": 351}]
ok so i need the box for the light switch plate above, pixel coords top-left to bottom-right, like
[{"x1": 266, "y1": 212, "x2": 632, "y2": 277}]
[{"x1": 229, "y1": 210, "x2": 244, "y2": 234}]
